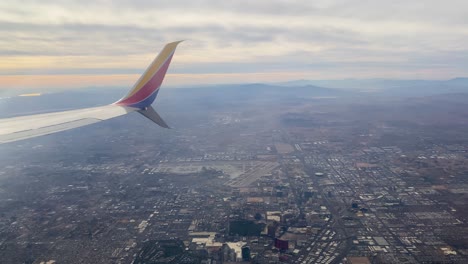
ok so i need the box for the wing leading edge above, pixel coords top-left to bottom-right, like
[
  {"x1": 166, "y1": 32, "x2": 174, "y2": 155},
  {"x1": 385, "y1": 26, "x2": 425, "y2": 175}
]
[{"x1": 0, "y1": 41, "x2": 182, "y2": 144}]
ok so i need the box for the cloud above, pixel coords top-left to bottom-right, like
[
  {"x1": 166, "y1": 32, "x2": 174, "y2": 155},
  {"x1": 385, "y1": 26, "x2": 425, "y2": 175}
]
[{"x1": 0, "y1": 0, "x2": 467, "y2": 88}]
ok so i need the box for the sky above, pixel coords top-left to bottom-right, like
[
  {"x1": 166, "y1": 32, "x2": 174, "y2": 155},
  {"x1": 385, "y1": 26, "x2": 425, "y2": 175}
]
[{"x1": 1, "y1": 0, "x2": 468, "y2": 90}]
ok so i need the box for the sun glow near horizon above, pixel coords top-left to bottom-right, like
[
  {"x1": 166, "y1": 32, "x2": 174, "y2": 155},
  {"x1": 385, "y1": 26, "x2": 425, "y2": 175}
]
[{"x1": 1, "y1": 0, "x2": 468, "y2": 90}]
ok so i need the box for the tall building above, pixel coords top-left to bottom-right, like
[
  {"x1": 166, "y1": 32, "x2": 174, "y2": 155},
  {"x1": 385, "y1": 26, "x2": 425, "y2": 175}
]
[
  {"x1": 274, "y1": 238, "x2": 289, "y2": 251},
  {"x1": 241, "y1": 245, "x2": 251, "y2": 261}
]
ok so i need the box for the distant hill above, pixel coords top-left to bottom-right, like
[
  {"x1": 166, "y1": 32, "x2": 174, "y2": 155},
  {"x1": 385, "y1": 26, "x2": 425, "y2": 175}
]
[
  {"x1": 176, "y1": 82, "x2": 347, "y2": 97},
  {"x1": 275, "y1": 77, "x2": 468, "y2": 96},
  {"x1": 160, "y1": 83, "x2": 350, "y2": 109},
  {"x1": 2, "y1": 78, "x2": 467, "y2": 118},
  {"x1": 0, "y1": 83, "x2": 349, "y2": 118}
]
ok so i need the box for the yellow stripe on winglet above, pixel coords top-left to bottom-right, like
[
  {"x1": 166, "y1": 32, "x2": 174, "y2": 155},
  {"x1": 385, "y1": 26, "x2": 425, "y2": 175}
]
[{"x1": 125, "y1": 41, "x2": 183, "y2": 98}]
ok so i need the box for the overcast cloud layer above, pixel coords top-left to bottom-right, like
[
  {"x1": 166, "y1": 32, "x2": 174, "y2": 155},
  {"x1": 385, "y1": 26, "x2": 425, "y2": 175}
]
[{"x1": 1, "y1": 0, "x2": 468, "y2": 88}]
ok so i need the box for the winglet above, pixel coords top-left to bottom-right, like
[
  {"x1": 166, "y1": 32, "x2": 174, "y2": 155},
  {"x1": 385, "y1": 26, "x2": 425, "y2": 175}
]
[{"x1": 115, "y1": 41, "x2": 183, "y2": 109}]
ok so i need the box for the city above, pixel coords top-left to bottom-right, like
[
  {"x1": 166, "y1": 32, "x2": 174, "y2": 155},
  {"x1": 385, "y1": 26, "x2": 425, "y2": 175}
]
[{"x1": 1, "y1": 85, "x2": 467, "y2": 263}]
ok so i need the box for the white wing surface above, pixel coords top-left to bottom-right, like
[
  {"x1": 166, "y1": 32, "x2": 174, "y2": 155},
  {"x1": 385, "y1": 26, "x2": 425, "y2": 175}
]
[{"x1": 0, "y1": 105, "x2": 135, "y2": 144}]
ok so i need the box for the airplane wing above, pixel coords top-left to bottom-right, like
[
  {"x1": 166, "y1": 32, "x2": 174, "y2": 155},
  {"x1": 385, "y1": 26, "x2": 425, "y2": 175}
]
[
  {"x1": 0, "y1": 105, "x2": 135, "y2": 144},
  {"x1": 0, "y1": 41, "x2": 182, "y2": 144}
]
